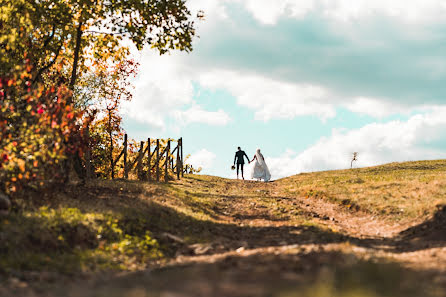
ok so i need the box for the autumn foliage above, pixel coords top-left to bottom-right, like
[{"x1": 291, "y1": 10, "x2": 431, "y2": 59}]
[
  {"x1": 0, "y1": 0, "x2": 199, "y2": 196},
  {"x1": 0, "y1": 63, "x2": 88, "y2": 194}
]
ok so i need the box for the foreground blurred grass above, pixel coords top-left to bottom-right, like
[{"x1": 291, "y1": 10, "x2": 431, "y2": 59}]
[
  {"x1": 0, "y1": 178, "x2": 226, "y2": 275},
  {"x1": 278, "y1": 159, "x2": 446, "y2": 221},
  {"x1": 0, "y1": 207, "x2": 163, "y2": 274}
]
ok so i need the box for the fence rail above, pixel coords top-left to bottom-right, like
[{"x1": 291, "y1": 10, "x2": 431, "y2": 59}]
[{"x1": 85, "y1": 132, "x2": 185, "y2": 182}]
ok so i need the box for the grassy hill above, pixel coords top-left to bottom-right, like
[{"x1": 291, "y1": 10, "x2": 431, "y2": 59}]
[
  {"x1": 278, "y1": 159, "x2": 446, "y2": 220},
  {"x1": 1, "y1": 160, "x2": 446, "y2": 297}
]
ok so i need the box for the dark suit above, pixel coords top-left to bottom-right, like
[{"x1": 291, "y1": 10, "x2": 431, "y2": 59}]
[{"x1": 234, "y1": 150, "x2": 249, "y2": 177}]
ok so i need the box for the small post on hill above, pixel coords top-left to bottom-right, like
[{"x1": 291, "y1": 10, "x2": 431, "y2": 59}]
[
  {"x1": 124, "y1": 134, "x2": 128, "y2": 179},
  {"x1": 147, "y1": 138, "x2": 151, "y2": 181},
  {"x1": 165, "y1": 140, "x2": 170, "y2": 182},
  {"x1": 156, "y1": 139, "x2": 160, "y2": 182}
]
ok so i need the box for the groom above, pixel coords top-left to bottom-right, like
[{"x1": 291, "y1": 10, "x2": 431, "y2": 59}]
[{"x1": 234, "y1": 146, "x2": 250, "y2": 180}]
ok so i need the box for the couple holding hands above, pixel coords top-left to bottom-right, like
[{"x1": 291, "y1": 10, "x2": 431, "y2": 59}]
[{"x1": 233, "y1": 147, "x2": 271, "y2": 182}]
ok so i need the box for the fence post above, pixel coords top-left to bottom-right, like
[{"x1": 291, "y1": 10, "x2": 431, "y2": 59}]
[
  {"x1": 124, "y1": 133, "x2": 128, "y2": 179},
  {"x1": 176, "y1": 139, "x2": 180, "y2": 180},
  {"x1": 180, "y1": 137, "x2": 184, "y2": 177},
  {"x1": 165, "y1": 140, "x2": 170, "y2": 182},
  {"x1": 137, "y1": 141, "x2": 144, "y2": 180},
  {"x1": 156, "y1": 139, "x2": 160, "y2": 182},
  {"x1": 147, "y1": 138, "x2": 151, "y2": 181}
]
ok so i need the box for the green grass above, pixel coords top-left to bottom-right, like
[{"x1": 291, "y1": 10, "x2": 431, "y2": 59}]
[
  {"x1": 0, "y1": 178, "x2": 220, "y2": 275},
  {"x1": 0, "y1": 206, "x2": 163, "y2": 274},
  {"x1": 278, "y1": 258, "x2": 427, "y2": 297}
]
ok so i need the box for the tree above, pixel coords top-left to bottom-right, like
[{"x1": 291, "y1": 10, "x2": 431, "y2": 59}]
[
  {"x1": 83, "y1": 59, "x2": 139, "y2": 178},
  {"x1": 1, "y1": 0, "x2": 197, "y2": 89},
  {"x1": 1, "y1": 0, "x2": 199, "y2": 193},
  {"x1": 0, "y1": 62, "x2": 90, "y2": 194}
]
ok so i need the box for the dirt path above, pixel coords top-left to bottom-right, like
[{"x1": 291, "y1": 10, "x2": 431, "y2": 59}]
[
  {"x1": 121, "y1": 178, "x2": 445, "y2": 297},
  {"x1": 3, "y1": 177, "x2": 446, "y2": 297},
  {"x1": 237, "y1": 180, "x2": 405, "y2": 237},
  {"x1": 163, "y1": 178, "x2": 446, "y2": 294},
  {"x1": 166, "y1": 178, "x2": 446, "y2": 270}
]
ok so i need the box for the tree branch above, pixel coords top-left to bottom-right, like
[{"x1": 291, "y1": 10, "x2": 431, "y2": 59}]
[
  {"x1": 32, "y1": 42, "x2": 63, "y2": 85},
  {"x1": 84, "y1": 30, "x2": 129, "y2": 36},
  {"x1": 42, "y1": 24, "x2": 56, "y2": 49}
]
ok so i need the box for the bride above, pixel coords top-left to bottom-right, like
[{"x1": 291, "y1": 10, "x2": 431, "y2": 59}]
[{"x1": 249, "y1": 149, "x2": 271, "y2": 182}]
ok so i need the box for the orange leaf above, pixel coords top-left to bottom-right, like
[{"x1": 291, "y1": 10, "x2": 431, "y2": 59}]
[{"x1": 17, "y1": 159, "x2": 25, "y2": 172}]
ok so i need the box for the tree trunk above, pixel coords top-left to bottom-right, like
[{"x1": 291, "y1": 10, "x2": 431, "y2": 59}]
[
  {"x1": 124, "y1": 134, "x2": 128, "y2": 179},
  {"x1": 109, "y1": 109, "x2": 114, "y2": 179},
  {"x1": 69, "y1": 20, "x2": 84, "y2": 95},
  {"x1": 64, "y1": 20, "x2": 84, "y2": 182}
]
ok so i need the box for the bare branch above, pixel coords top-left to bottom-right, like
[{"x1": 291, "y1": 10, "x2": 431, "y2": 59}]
[{"x1": 84, "y1": 30, "x2": 129, "y2": 36}]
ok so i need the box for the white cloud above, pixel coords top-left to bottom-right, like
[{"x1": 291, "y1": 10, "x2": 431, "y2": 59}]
[
  {"x1": 187, "y1": 149, "x2": 217, "y2": 172},
  {"x1": 122, "y1": 0, "x2": 446, "y2": 129},
  {"x1": 244, "y1": 0, "x2": 296, "y2": 25},
  {"x1": 239, "y1": 0, "x2": 446, "y2": 25},
  {"x1": 125, "y1": 52, "x2": 339, "y2": 126},
  {"x1": 173, "y1": 105, "x2": 231, "y2": 126},
  {"x1": 345, "y1": 98, "x2": 445, "y2": 119},
  {"x1": 324, "y1": 0, "x2": 446, "y2": 23},
  {"x1": 345, "y1": 97, "x2": 413, "y2": 118},
  {"x1": 188, "y1": 0, "x2": 229, "y2": 21},
  {"x1": 122, "y1": 51, "x2": 194, "y2": 129},
  {"x1": 199, "y1": 70, "x2": 336, "y2": 121},
  {"x1": 266, "y1": 108, "x2": 446, "y2": 179},
  {"x1": 122, "y1": 50, "x2": 233, "y2": 129},
  {"x1": 125, "y1": 48, "x2": 441, "y2": 128}
]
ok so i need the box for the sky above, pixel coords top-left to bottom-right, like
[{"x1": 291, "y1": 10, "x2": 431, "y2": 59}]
[{"x1": 122, "y1": 0, "x2": 446, "y2": 180}]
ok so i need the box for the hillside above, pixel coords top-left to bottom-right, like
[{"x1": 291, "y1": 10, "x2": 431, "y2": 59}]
[{"x1": 1, "y1": 160, "x2": 446, "y2": 297}]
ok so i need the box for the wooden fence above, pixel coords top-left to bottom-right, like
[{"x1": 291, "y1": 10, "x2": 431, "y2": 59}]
[{"x1": 85, "y1": 133, "x2": 185, "y2": 182}]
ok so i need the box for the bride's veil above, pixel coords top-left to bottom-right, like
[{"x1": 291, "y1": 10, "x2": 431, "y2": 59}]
[{"x1": 255, "y1": 149, "x2": 271, "y2": 181}]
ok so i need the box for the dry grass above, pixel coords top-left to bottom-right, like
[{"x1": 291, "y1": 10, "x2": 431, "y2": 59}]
[{"x1": 277, "y1": 159, "x2": 446, "y2": 221}]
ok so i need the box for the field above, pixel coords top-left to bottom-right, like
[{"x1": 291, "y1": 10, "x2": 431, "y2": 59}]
[{"x1": 1, "y1": 160, "x2": 446, "y2": 297}]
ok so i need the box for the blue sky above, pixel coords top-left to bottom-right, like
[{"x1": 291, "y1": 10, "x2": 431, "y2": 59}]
[{"x1": 122, "y1": 0, "x2": 446, "y2": 179}]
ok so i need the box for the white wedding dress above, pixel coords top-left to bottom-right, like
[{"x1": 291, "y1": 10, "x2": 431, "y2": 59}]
[{"x1": 251, "y1": 149, "x2": 271, "y2": 182}]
